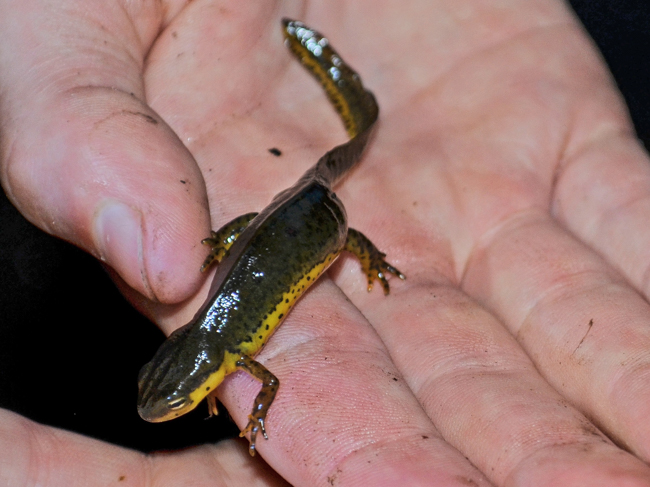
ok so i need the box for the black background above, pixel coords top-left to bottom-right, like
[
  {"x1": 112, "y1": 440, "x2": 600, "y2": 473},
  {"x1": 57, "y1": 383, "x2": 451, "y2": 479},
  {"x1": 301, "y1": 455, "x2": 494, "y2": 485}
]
[{"x1": 1, "y1": 2, "x2": 649, "y2": 452}]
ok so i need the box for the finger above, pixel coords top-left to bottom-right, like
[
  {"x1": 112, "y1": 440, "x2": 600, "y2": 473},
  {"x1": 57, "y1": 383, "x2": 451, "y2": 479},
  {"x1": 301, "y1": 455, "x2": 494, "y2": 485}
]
[
  {"x1": 0, "y1": 408, "x2": 146, "y2": 487},
  {"x1": 464, "y1": 212, "x2": 650, "y2": 463},
  {"x1": 218, "y1": 280, "x2": 492, "y2": 487},
  {"x1": 0, "y1": 408, "x2": 288, "y2": 487},
  {"x1": 147, "y1": 440, "x2": 291, "y2": 487},
  {"x1": 330, "y1": 186, "x2": 650, "y2": 486},
  {"x1": 372, "y1": 281, "x2": 650, "y2": 486},
  {"x1": 554, "y1": 132, "x2": 650, "y2": 299},
  {"x1": 0, "y1": 0, "x2": 210, "y2": 303}
]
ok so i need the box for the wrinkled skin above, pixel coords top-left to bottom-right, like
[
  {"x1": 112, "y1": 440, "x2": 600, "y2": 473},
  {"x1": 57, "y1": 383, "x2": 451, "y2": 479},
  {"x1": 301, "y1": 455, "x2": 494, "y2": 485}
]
[{"x1": 3, "y1": 0, "x2": 650, "y2": 486}]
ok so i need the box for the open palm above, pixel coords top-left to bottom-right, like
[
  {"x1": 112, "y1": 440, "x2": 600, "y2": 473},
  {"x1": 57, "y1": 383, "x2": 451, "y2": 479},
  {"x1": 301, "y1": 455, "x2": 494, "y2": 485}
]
[{"x1": 3, "y1": 1, "x2": 650, "y2": 486}]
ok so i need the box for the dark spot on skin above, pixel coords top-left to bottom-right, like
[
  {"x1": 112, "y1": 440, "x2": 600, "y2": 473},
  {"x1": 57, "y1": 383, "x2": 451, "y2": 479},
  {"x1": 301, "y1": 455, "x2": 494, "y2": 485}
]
[
  {"x1": 119, "y1": 475, "x2": 126, "y2": 481},
  {"x1": 118, "y1": 110, "x2": 158, "y2": 124},
  {"x1": 206, "y1": 386, "x2": 210, "y2": 391},
  {"x1": 133, "y1": 112, "x2": 158, "y2": 124},
  {"x1": 579, "y1": 419, "x2": 607, "y2": 441},
  {"x1": 278, "y1": 314, "x2": 284, "y2": 319},
  {"x1": 572, "y1": 319, "x2": 594, "y2": 356},
  {"x1": 422, "y1": 435, "x2": 429, "y2": 439},
  {"x1": 454, "y1": 476, "x2": 481, "y2": 486},
  {"x1": 180, "y1": 180, "x2": 186, "y2": 184},
  {"x1": 268, "y1": 147, "x2": 282, "y2": 156},
  {"x1": 265, "y1": 324, "x2": 269, "y2": 330}
]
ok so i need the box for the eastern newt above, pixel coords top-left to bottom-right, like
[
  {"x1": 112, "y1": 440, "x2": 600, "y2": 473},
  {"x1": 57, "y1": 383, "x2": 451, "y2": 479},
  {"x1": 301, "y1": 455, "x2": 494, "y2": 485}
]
[{"x1": 137, "y1": 19, "x2": 405, "y2": 456}]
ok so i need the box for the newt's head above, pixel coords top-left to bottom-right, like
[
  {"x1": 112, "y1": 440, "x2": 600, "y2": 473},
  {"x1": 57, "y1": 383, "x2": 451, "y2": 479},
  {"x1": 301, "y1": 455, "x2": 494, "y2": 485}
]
[{"x1": 137, "y1": 325, "x2": 225, "y2": 422}]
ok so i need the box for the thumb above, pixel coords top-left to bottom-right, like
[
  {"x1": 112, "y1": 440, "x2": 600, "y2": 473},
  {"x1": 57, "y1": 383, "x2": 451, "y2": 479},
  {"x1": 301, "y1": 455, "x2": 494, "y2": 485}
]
[{"x1": 0, "y1": 1, "x2": 210, "y2": 303}]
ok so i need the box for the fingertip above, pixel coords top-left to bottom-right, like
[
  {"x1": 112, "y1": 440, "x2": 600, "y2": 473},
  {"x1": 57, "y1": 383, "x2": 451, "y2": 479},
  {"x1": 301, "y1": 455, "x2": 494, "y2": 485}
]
[
  {"x1": 91, "y1": 189, "x2": 211, "y2": 304},
  {"x1": 94, "y1": 199, "x2": 151, "y2": 298}
]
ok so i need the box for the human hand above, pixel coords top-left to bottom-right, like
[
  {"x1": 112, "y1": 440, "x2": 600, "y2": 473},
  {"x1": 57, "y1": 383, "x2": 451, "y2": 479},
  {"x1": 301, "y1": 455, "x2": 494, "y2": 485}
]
[{"x1": 4, "y1": 0, "x2": 650, "y2": 486}]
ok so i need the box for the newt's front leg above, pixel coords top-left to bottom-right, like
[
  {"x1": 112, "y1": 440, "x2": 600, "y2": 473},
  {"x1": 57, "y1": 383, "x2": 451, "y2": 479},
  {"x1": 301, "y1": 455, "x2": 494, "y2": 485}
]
[
  {"x1": 236, "y1": 355, "x2": 280, "y2": 456},
  {"x1": 200, "y1": 212, "x2": 259, "y2": 271}
]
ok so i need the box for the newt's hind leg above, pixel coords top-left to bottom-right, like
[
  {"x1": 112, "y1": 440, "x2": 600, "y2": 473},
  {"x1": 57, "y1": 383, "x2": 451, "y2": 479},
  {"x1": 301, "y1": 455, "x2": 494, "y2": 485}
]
[
  {"x1": 200, "y1": 212, "x2": 259, "y2": 272},
  {"x1": 345, "y1": 228, "x2": 406, "y2": 295}
]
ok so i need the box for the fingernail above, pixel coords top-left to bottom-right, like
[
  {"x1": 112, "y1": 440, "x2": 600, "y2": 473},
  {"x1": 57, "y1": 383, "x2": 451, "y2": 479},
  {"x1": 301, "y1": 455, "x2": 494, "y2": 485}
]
[{"x1": 94, "y1": 200, "x2": 152, "y2": 298}]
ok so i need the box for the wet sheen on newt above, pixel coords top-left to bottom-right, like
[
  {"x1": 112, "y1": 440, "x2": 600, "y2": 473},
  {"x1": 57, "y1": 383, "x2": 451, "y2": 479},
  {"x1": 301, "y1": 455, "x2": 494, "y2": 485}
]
[{"x1": 137, "y1": 19, "x2": 405, "y2": 456}]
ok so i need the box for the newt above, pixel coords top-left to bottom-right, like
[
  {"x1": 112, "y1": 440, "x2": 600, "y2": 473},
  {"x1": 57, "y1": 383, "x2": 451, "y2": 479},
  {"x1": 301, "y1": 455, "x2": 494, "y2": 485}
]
[{"x1": 137, "y1": 19, "x2": 405, "y2": 456}]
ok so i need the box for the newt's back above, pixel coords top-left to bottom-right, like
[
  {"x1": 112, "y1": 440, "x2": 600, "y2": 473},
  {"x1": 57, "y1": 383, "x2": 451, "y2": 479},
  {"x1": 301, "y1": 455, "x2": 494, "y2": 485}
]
[{"x1": 197, "y1": 180, "x2": 348, "y2": 354}]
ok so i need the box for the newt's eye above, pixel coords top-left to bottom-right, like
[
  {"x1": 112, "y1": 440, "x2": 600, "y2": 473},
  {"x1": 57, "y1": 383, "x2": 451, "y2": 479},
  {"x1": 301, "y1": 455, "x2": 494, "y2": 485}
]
[{"x1": 167, "y1": 397, "x2": 188, "y2": 410}]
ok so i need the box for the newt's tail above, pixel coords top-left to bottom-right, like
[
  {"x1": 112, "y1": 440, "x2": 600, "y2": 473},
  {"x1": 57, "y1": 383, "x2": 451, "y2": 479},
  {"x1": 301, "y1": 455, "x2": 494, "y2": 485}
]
[{"x1": 282, "y1": 19, "x2": 379, "y2": 186}]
